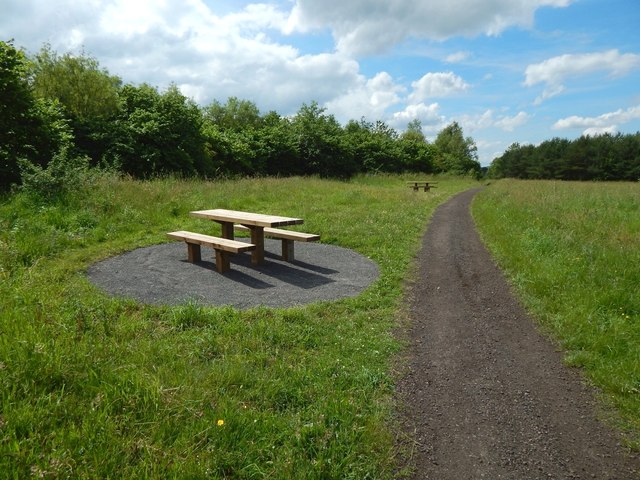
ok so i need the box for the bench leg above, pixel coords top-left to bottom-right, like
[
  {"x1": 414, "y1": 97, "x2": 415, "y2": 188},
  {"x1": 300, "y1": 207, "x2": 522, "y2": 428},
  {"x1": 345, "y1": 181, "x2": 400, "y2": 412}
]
[
  {"x1": 186, "y1": 242, "x2": 201, "y2": 263},
  {"x1": 215, "y1": 250, "x2": 231, "y2": 273},
  {"x1": 281, "y1": 239, "x2": 295, "y2": 262}
]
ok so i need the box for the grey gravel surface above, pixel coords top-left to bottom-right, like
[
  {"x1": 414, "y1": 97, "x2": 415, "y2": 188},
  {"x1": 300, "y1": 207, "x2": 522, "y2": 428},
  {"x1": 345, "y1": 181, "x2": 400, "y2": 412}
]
[
  {"x1": 87, "y1": 238, "x2": 379, "y2": 309},
  {"x1": 397, "y1": 188, "x2": 640, "y2": 479}
]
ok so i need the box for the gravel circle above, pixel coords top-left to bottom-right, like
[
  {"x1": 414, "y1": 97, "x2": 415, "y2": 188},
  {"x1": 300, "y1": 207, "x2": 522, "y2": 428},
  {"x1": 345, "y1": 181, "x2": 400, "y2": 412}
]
[
  {"x1": 397, "y1": 188, "x2": 640, "y2": 479},
  {"x1": 87, "y1": 238, "x2": 379, "y2": 309}
]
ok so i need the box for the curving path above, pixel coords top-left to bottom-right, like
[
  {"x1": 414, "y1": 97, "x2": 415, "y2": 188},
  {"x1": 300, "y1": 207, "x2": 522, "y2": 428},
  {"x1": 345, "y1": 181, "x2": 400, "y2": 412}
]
[{"x1": 397, "y1": 188, "x2": 639, "y2": 479}]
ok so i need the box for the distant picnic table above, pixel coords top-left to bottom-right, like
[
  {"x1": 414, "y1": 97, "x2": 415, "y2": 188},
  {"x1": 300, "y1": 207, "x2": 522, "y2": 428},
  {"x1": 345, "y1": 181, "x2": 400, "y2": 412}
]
[{"x1": 408, "y1": 181, "x2": 438, "y2": 192}]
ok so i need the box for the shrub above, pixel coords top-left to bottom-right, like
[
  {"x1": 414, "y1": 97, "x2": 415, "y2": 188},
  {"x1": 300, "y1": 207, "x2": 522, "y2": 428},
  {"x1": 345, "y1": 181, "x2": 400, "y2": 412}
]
[{"x1": 19, "y1": 147, "x2": 93, "y2": 202}]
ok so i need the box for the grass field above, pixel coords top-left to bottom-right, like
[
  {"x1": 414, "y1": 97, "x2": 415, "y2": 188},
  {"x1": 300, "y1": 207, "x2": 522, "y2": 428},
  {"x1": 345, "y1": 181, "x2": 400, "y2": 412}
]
[
  {"x1": 0, "y1": 174, "x2": 477, "y2": 479},
  {"x1": 473, "y1": 179, "x2": 640, "y2": 448}
]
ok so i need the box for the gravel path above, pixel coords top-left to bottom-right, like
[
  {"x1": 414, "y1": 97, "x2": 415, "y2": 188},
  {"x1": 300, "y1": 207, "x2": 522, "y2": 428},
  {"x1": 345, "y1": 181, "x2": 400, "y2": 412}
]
[
  {"x1": 87, "y1": 238, "x2": 379, "y2": 309},
  {"x1": 397, "y1": 188, "x2": 639, "y2": 479}
]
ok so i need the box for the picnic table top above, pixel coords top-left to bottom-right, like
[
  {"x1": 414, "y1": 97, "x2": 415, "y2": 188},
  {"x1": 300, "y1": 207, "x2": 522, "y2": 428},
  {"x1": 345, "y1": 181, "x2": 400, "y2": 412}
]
[{"x1": 190, "y1": 209, "x2": 304, "y2": 228}]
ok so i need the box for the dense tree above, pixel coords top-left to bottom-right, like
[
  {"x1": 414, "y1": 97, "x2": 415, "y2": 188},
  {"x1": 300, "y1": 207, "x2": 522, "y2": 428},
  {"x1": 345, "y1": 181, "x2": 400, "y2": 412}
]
[
  {"x1": 30, "y1": 46, "x2": 123, "y2": 163},
  {"x1": 291, "y1": 102, "x2": 357, "y2": 178},
  {"x1": 203, "y1": 97, "x2": 262, "y2": 131},
  {"x1": 343, "y1": 118, "x2": 401, "y2": 173},
  {"x1": 434, "y1": 121, "x2": 481, "y2": 177},
  {"x1": 489, "y1": 133, "x2": 640, "y2": 181},
  {"x1": 253, "y1": 112, "x2": 300, "y2": 176},
  {"x1": 1, "y1": 40, "x2": 71, "y2": 190},
  {"x1": 31, "y1": 45, "x2": 121, "y2": 122},
  {"x1": 3, "y1": 41, "x2": 492, "y2": 186},
  {"x1": 398, "y1": 119, "x2": 436, "y2": 173},
  {"x1": 109, "y1": 84, "x2": 210, "y2": 177}
]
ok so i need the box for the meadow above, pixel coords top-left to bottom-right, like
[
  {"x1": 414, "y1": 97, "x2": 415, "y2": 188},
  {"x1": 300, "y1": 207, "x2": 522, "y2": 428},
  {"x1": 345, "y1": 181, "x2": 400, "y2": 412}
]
[
  {"x1": 473, "y1": 179, "x2": 640, "y2": 448},
  {"x1": 0, "y1": 174, "x2": 477, "y2": 479}
]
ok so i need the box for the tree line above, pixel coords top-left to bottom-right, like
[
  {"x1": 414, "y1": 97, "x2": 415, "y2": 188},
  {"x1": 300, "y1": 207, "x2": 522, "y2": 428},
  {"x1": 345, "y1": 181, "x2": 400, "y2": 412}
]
[
  {"x1": 488, "y1": 134, "x2": 640, "y2": 181},
  {"x1": 1, "y1": 40, "x2": 482, "y2": 192}
]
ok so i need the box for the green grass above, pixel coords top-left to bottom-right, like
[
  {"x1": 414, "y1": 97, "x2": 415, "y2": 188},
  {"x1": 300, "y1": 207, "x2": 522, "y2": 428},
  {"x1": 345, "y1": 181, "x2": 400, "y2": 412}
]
[
  {"x1": 0, "y1": 173, "x2": 477, "y2": 479},
  {"x1": 473, "y1": 179, "x2": 640, "y2": 447}
]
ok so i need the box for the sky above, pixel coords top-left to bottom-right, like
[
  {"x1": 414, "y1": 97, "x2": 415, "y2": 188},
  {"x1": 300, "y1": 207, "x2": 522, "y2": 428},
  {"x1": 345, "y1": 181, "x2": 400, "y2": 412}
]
[{"x1": 2, "y1": 0, "x2": 639, "y2": 166}]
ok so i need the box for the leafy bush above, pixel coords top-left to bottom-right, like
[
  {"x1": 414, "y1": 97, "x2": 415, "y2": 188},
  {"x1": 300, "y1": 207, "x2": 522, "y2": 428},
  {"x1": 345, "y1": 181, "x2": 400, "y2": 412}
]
[{"x1": 19, "y1": 147, "x2": 93, "y2": 202}]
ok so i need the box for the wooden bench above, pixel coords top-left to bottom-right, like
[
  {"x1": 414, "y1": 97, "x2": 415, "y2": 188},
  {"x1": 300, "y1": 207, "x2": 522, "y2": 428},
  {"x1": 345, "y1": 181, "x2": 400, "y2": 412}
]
[
  {"x1": 167, "y1": 231, "x2": 256, "y2": 273},
  {"x1": 234, "y1": 225, "x2": 320, "y2": 262},
  {"x1": 408, "y1": 181, "x2": 438, "y2": 192}
]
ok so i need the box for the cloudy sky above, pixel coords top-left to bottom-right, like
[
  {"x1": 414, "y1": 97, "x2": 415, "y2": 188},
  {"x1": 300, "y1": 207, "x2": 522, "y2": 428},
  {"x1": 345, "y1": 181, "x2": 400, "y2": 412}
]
[{"x1": 2, "y1": 0, "x2": 639, "y2": 165}]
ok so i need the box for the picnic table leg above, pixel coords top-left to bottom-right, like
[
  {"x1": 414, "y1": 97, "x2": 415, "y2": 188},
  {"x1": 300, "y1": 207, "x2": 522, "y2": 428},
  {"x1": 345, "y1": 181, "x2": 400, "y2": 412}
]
[
  {"x1": 219, "y1": 221, "x2": 234, "y2": 240},
  {"x1": 248, "y1": 226, "x2": 265, "y2": 265}
]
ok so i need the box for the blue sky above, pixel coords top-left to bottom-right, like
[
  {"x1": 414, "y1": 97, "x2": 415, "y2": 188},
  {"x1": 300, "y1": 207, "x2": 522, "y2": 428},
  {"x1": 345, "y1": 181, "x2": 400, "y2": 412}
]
[{"x1": 2, "y1": 0, "x2": 639, "y2": 166}]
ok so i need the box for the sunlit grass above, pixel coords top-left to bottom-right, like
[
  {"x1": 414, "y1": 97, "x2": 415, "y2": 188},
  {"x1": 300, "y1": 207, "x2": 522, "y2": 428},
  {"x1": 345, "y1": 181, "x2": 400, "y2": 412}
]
[
  {"x1": 0, "y1": 173, "x2": 476, "y2": 478},
  {"x1": 473, "y1": 179, "x2": 640, "y2": 447}
]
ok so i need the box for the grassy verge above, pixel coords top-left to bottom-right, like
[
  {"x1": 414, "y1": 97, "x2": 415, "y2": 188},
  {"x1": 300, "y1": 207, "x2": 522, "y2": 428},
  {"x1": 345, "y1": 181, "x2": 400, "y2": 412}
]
[
  {"x1": 473, "y1": 179, "x2": 640, "y2": 448},
  {"x1": 1, "y1": 174, "x2": 476, "y2": 478}
]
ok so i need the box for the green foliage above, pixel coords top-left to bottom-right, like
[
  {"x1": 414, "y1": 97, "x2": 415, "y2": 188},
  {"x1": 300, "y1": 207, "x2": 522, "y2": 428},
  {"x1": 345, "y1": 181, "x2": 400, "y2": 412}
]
[
  {"x1": 0, "y1": 40, "x2": 32, "y2": 186},
  {"x1": 291, "y1": 101, "x2": 358, "y2": 179},
  {"x1": 489, "y1": 133, "x2": 640, "y2": 181},
  {"x1": 31, "y1": 44, "x2": 121, "y2": 122},
  {"x1": 30, "y1": 45, "x2": 123, "y2": 164},
  {"x1": 398, "y1": 120, "x2": 436, "y2": 173},
  {"x1": 0, "y1": 174, "x2": 478, "y2": 478},
  {"x1": 344, "y1": 118, "x2": 402, "y2": 173},
  {"x1": 203, "y1": 96, "x2": 262, "y2": 131},
  {"x1": 434, "y1": 121, "x2": 481, "y2": 177},
  {"x1": 4, "y1": 41, "x2": 481, "y2": 188},
  {"x1": 0, "y1": 40, "x2": 71, "y2": 190},
  {"x1": 18, "y1": 147, "x2": 94, "y2": 202},
  {"x1": 110, "y1": 83, "x2": 211, "y2": 178},
  {"x1": 474, "y1": 180, "x2": 640, "y2": 446}
]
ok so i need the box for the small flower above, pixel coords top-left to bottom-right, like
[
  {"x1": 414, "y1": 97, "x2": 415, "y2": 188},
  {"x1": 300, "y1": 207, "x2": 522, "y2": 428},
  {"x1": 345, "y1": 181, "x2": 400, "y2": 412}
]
[{"x1": 217, "y1": 419, "x2": 224, "y2": 427}]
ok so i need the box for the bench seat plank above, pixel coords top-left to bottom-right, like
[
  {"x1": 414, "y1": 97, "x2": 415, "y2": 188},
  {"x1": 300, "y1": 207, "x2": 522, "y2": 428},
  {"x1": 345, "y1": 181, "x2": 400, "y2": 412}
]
[
  {"x1": 234, "y1": 225, "x2": 320, "y2": 242},
  {"x1": 234, "y1": 225, "x2": 320, "y2": 261},
  {"x1": 167, "y1": 231, "x2": 255, "y2": 253},
  {"x1": 167, "y1": 231, "x2": 255, "y2": 273}
]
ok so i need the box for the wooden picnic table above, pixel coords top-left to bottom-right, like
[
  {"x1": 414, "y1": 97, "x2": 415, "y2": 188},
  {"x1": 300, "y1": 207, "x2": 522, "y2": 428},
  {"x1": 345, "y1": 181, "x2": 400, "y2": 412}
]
[{"x1": 190, "y1": 209, "x2": 303, "y2": 265}]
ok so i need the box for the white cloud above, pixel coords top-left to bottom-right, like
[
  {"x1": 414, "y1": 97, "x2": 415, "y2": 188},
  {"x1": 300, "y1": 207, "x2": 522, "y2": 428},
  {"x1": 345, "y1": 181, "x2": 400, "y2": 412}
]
[
  {"x1": 409, "y1": 72, "x2": 470, "y2": 103},
  {"x1": 525, "y1": 50, "x2": 640, "y2": 104},
  {"x1": 583, "y1": 126, "x2": 618, "y2": 137},
  {"x1": 457, "y1": 110, "x2": 530, "y2": 133},
  {"x1": 552, "y1": 105, "x2": 640, "y2": 134},
  {"x1": 0, "y1": 0, "x2": 365, "y2": 114},
  {"x1": 445, "y1": 51, "x2": 470, "y2": 63},
  {"x1": 286, "y1": 0, "x2": 573, "y2": 55},
  {"x1": 325, "y1": 72, "x2": 405, "y2": 123},
  {"x1": 391, "y1": 103, "x2": 445, "y2": 132},
  {"x1": 495, "y1": 111, "x2": 530, "y2": 131},
  {"x1": 459, "y1": 110, "x2": 495, "y2": 132}
]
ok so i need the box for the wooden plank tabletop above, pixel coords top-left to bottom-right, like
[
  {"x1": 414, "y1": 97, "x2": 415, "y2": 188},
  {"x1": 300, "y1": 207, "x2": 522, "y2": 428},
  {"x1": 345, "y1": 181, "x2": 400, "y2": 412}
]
[{"x1": 190, "y1": 209, "x2": 304, "y2": 227}]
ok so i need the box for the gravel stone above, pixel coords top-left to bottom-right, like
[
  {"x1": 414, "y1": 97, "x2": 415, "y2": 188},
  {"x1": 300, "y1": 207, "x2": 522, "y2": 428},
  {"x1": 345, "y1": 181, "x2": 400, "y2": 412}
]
[{"x1": 87, "y1": 238, "x2": 379, "y2": 309}]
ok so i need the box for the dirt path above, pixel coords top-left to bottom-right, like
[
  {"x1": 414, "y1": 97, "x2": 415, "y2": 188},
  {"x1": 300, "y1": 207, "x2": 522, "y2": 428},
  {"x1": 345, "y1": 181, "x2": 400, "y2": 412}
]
[{"x1": 397, "y1": 188, "x2": 639, "y2": 479}]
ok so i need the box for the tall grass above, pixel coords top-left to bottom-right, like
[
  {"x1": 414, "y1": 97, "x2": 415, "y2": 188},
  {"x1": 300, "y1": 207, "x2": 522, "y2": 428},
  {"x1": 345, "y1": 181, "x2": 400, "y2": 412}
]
[
  {"x1": 0, "y1": 173, "x2": 477, "y2": 478},
  {"x1": 473, "y1": 179, "x2": 640, "y2": 447}
]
